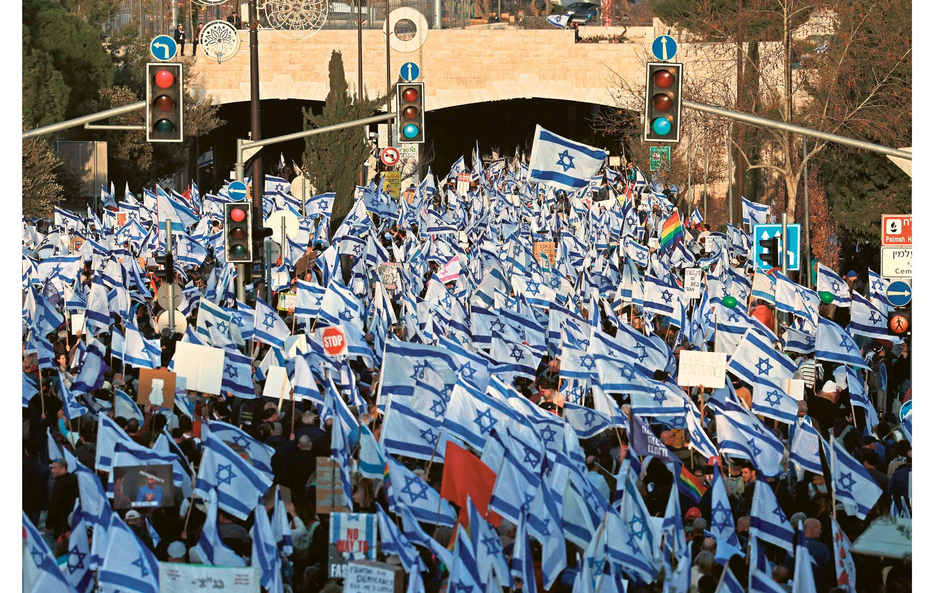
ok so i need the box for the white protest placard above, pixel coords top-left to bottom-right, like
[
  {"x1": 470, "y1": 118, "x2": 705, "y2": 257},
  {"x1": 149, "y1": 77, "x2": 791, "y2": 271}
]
[
  {"x1": 263, "y1": 365, "x2": 290, "y2": 399},
  {"x1": 159, "y1": 563, "x2": 259, "y2": 593},
  {"x1": 785, "y1": 378, "x2": 805, "y2": 401},
  {"x1": 343, "y1": 560, "x2": 402, "y2": 593},
  {"x1": 677, "y1": 350, "x2": 728, "y2": 389},
  {"x1": 171, "y1": 342, "x2": 225, "y2": 395},
  {"x1": 70, "y1": 312, "x2": 85, "y2": 335},
  {"x1": 329, "y1": 513, "x2": 377, "y2": 580},
  {"x1": 684, "y1": 268, "x2": 702, "y2": 300}
]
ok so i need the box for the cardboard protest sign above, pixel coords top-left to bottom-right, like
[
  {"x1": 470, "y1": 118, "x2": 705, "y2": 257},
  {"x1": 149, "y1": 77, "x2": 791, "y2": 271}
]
[
  {"x1": 315, "y1": 457, "x2": 349, "y2": 515},
  {"x1": 343, "y1": 560, "x2": 404, "y2": 593},
  {"x1": 171, "y1": 342, "x2": 225, "y2": 395},
  {"x1": 263, "y1": 366, "x2": 291, "y2": 400},
  {"x1": 785, "y1": 378, "x2": 805, "y2": 401},
  {"x1": 137, "y1": 368, "x2": 177, "y2": 408},
  {"x1": 278, "y1": 292, "x2": 297, "y2": 312},
  {"x1": 533, "y1": 242, "x2": 556, "y2": 270},
  {"x1": 677, "y1": 351, "x2": 728, "y2": 389},
  {"x1": 329, "y1": 513, "x2": 377, "y2": 580},
  {"x1": 378, "y1": 263, "x2": 400, "y2": 291},
  {"x1": 159, "y1": 563, "x2": 259, "y2": 593},
  {"x1": 684, "y1": 268, "x2": 702, "y2": 300}
]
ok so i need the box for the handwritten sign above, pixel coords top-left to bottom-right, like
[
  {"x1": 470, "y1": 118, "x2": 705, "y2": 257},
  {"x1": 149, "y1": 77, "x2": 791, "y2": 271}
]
[
  {"x1": 343, "y1": 560, "x2": 403, "y2": 593},
  {"x1": 137, "y1": 368, "x2": 178, "y2": 408},
  {"x1": 677, "y1": 351, "x2": 727, "y2": 389},
  {"x1": 159, "y1": 563, "x2": 259, "y2": 593},
  {"x1": 533, "y1": 242, "x2": 556, "y2": 271},
  {"x1": 329, "y1": 513, "x2": 377, "y2": 580},
  {"x1": 684, "y1": 268, "x2": 702, "y2": 300},
  {"x1": 379, "y1": 263, "x2": 400, "y2": 291}
]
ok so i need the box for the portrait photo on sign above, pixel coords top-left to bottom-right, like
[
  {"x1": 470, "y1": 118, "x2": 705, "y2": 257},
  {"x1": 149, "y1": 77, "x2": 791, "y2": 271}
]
[{"x1": 112, "y1": 464, "x2": 175, "y2": 509}]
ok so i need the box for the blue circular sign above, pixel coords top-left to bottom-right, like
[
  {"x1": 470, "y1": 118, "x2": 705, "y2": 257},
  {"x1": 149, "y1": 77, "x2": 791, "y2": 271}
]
[
  {"x1": 651, "y1": 35, "x2": 678, "y2": 61},
  {"x1": 150, "y1": 35, "x2": 178, "y2": 62},
  {"x1": 399, "y1": 62, "x2": 420, "y2": 82},
  {"x1": 886, "y1": 280, "x2": 912, "y2": 307},
  {"x1": 226, "y1": 181, "x2": 248, "y2": 201},
  {"x1": 899, "y1": 399, "x2": 912, "y2": 423}
]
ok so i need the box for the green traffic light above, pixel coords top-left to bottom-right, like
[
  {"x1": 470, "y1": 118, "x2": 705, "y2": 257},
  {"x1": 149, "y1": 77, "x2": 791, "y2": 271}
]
[
  {"x1": 154, "y1": 119, "x2": 176, "y2": 134},
  {"x1": 230, "y1": 244, "x2": 248, "y2": 258}
]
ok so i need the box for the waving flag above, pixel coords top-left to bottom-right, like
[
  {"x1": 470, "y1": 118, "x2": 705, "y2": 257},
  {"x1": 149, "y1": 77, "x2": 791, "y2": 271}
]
[
  {"x1": 385, "y1": 453, "x2": 456, "y2": 526},
  {"x1": 254, "y1": 298, "x2": 290, "y2": 349},
  {"x1": 205, "y1": 420, "x2": 275, "y2": 479},
  {"x1": 727, "y1": 329, "x2": 797, "y2": 386},
  {"x1": 741, "y1": 197, "x2": 770, "y2": 229},
  {"x1": 710, "y1": 463, "x2": 741, "y2": 562},
  {"x1": 849, "y1": 291, "x2": 888, "y2": 339},
  {"x1": 156, "y1": 185, "x2": 197, "y2": 233},
  {"x1": 100, "y1": 512, "x2": 160, "y2": 593},
  {"x1": 195, "y1": 431, "x2": 273, "y2": 520},
  {"x1": 749, "y1": 479, "x2": 793, "y2": 553},
  {"x1": 196, "y1": 488, "x2": 246, "y2": 567},
  {"x1": 251, "y1": 503, "x2": 283, "y2": 592},
  {"x1": 659, "y1": 209, "x2": 685, "y2": 253},
  {"x1": 817, "y1": 263, "x2": 852, "y2": 307},
  {"x1": 527, "y1": 126, "x2": 607, "y2": 191},
  {"x1": 831, "y1": 438, "x2": 883, "y2": 519},
  {"x1": 23, "y1": 512, "x2": 78, "y2": 593},
  {"x1": 815, "y1": 316, "x2": 869, "y2": 368}
]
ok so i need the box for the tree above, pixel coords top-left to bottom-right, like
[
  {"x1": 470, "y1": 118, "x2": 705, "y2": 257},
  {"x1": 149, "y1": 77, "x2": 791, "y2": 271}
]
[
  {"x1": 300, "y1": 51, "x2": 393, "y2": 235},
  {"x1": 23, "y1": 138, "x2": 66, "y2": 218},
  {"x1": 22, "y1": 25, "x2": 70, "y2": 130},
  {"x1": 23, "y1": 0, "x2": 115, "y2": 121}
]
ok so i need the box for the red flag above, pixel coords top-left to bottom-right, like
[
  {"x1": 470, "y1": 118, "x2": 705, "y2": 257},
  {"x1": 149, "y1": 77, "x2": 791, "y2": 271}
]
[{"x1": 440, "y1": 441, "x2": 501, "y2": 528}]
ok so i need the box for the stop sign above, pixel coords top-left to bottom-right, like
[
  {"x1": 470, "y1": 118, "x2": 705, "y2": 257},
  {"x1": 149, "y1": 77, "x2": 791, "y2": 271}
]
[{"x1": 321, "y1": 326, "x2": 348, "y2": 357}]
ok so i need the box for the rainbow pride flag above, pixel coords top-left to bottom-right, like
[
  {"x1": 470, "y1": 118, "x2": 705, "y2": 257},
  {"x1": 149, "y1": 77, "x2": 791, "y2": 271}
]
[
  {"x1": 660, "y1": 209, "x2": 685, "y2": 252},
  {"x1": 678, "y1": 465, "x2": 708, "y2": 504}
]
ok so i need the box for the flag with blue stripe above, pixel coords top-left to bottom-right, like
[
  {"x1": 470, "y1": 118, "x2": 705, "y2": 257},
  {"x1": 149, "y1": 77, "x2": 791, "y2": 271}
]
[
  {"x1": 831, "y1": 438, "x2": 883, "y2": 519},
  {"x1": 849, "y1": 291, "x2": 888, "y2": 339},
  {"x1": 195, "y1": 431, "x2": 273, "y2": 520},
  {"x1": 727, "y1": 329, "x2": 797, "y2": 386},
  {"x1": 817, "y1": 263, "x2": 852, "y2": 307},
  {"x1": 254, "y1": 298, "x2": 290, "y2": 349},
  {"x1": 749, "y1": 479, "x2": 793, "y2": 553},
  {"x1": 527, "y1": 126, "x2": 607, "y2": 191},
  {"x1": 815, "y1": 316, "x2": 869, "y2": 369},
  {"x1": 99, "y1": 512, "x2": 160, "y2": 593},
  {"x1": 23, "y1": 512, "x2": 81, "y2": 593}
]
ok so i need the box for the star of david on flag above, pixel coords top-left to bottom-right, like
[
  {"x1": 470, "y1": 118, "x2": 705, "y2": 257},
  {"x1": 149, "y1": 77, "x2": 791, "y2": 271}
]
[{"x1": 526, "y1": 125, "x2": 607, "y2": 191}]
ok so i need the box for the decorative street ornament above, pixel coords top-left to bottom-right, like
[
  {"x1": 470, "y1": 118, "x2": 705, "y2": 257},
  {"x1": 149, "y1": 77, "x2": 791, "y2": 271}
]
[
  {"x1": 200, "y1": 20, "x2": 241, "y2": 64},
  {"x1": 262, "y1": 0, "x2": 329, "y2": 40}
]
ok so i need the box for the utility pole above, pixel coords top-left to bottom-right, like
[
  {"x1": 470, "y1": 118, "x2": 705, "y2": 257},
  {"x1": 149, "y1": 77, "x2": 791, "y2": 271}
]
[
  {"x1": 245, "y1": 0, "x2": 263, "y2": 305},
  {"x1": 357, "y1": 0, "x2": 364, "y2": 102},
  {"x1": 733, "y1": 0, "x2": 745, "y2": 225},
  {"x1": 386, "y1": 0, "x2": 393, "y2": 147}
]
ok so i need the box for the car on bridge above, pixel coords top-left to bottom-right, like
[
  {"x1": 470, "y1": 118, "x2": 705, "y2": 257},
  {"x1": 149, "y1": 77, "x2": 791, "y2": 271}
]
[{"x1": 563, "y1": 2, "x2": 600, "y2": 24}]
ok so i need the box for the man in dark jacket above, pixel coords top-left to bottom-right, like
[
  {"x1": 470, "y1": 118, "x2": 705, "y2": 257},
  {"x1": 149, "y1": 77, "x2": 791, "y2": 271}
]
[
  {"x1": 23, "y1": 441, "x2": 49, "y2": 526},
  {"x1": 47, "y1": 459, "x2": 78, "y2": 538},
  {"x1": 283, "y1": 436, "x2": 318, "y2": 496},
  {"x1": 74, "y1": 425, "x2": 97, "y2": 470}
]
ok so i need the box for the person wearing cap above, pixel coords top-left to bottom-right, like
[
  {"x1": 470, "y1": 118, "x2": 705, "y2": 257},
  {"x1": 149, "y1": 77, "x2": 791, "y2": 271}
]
[{"x1": 809, "y1": 380, "x2": 840, "y2": 439}]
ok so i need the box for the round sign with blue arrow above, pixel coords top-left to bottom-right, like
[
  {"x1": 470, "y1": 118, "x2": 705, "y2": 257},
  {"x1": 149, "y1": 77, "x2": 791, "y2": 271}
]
[
  {"x1": 886, "y1": 280, "x2": 912, "y2": 307},
  {"x1": 899, "y1": 399, "x2": 912, "y2": 423},
  {"x1": 651, "y1": 35, "x2": 678, "y2": 61},
  {"x1": 399, "y1": 62, "x2": 420, "y2": 82},
  {"x1": 150, "y1": 35, "x2": 178, "y2": 62},
  {"x1": 226, "y1": 181, "x2": 248, "y2": 201}
]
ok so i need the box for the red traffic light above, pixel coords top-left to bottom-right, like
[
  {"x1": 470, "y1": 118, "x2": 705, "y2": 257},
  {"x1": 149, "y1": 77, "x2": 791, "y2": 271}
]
[
  {"x1": 153, "y1": 95, "x2": 176, "y2": 112},
  {"x1": 652, "y1": 93, "x2": 673, "y2": 112},
  {"x1": 229, "y1": 208, "x2": 246, "y2": 222},
  {"x1": 229, "y1": 227, "x2": 247, "y2": 241},
  {"x1": 652, "y1": 69, "x2": 675, "y2": 89},
  {"x1": 402, "y1": 87, "x2": 419, "y2": 102},
  {"x1": 402, "y1": 106, "x2": 419, "y2": 120},
  {"x1": 154, "y1": 69, "x2": 176, "y2": 89}
]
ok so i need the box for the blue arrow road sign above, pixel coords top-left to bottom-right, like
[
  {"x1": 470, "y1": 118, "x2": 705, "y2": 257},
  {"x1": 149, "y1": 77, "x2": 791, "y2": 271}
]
[
  {"x1": 753, "y1": 224, "x2": 801, "y2": 271},
  {"x1": 399, "y1": 62, "x2": 420, "y2": 82},
  {"x1": 651, "y1": 35, "x2": 678, "y2": 61},
  {"x1": 226, "y1": 181, "x2": 248, "y2": 201},
  {"x1": 886, "y1": 280, "x2": 912, "y2": 307},
  {"x1": 150, "y1": 35, "x2": 178, "y2": 61},
  {"x1": 899, "y1": 399, "x2": 912, "y2": 423}
]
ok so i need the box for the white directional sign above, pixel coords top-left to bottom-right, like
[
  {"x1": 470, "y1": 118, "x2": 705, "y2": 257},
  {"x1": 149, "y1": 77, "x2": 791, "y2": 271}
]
[{"x1": 880, "y1": 247, "x2": 912, "y2": 279}]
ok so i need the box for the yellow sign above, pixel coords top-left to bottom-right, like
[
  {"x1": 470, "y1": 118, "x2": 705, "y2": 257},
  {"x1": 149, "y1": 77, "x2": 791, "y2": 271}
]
[{"x1": 382, "y1": 171, "x2": 401, "y2": 197}]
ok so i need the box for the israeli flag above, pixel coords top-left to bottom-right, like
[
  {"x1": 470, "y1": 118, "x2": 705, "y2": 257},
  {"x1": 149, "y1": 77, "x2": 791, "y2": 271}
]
[
  {"x1": 815, "y1": 317, "x2": 869, "y2": 369},
  {"x1": 23, "y1": 512, "x2": 78, "y2": 593},
  {"x1": 749, "y1": 479, "x2": 793, "y2": 553},
  {"x1": 385, "y1": 453, "x2": 457, "y2": 526},
  {"x1": 849, "y1": 291, "x2": 888, "y2": 339},
  {"x1": 156, "y1": 185, "x2": 197, "y2": 233},
  {"x1": 195, "y1": 431, "x2": 273, "y2": 520},
  {"x1": 205, "y1": 420, "x2": 275, "y2": 479},
  {"x1": 689, "y1": 208, "x2": 703, "y2": 227},
  {"x1": 751, "y1": 376, "x2": 799, "y2": 424},
  {"x1": 305, "y1": 192, "x2": 335, "y2": 218},
  {"x1": 294, "y1": 279, "x2": 325, "y2": 319},
  {"x1": 546, "y1": 14, "x2": 570, "y2": 28},
  {"x1": 831, "y1": 438, "x2": 883, "y2": 519},
  {"x1": 114, "y1": 388, "x2": 143, "y2": 424},
  {"x1": 197, "y1": 488, "x2": 246, "y2": 567},
  {"x1": 741, "y1": 197, "x2": 770, "y2": 230},
  {"x1": 527, "y1": 126, "x2": 607, "y2": 191},
  {"x1": 251, "y1": 504, "x2": 282, "y2": 592},
  {"x1": 727, "y1": 329, "x2": 797, "y2": 386},
  {"x1": 789, "y1": 421, "x2": 825, "y2": 478},
  {"x1": 781, "y1": 325, "x2": 816, "y2": 355},
  {"x1": 253, "y1": 298, "x2": 290, "y2": 349},
  {"x1": 376, "y1": 502, "x2": 423, "y2": 572},
  {"x1": 817, "y1": 263, "x2": 852, "y2": 307}
]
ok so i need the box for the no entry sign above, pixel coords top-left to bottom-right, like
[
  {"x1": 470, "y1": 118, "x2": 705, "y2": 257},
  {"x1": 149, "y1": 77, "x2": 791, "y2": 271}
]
[
  {"x1": 380, "y1": 147, "x2": 400, "y2": 167},
  {"x1": 321, "y1": 326, "x2": 348, "y2": 357}
]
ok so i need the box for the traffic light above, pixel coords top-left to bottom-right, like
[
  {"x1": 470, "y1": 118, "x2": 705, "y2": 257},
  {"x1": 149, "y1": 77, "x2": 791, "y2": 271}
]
[
  {"x1": 224, "y1": 203, "x2": 252, "y2": 263},
  {"x1": 644, "y1": 62, "x2": 683, "y2": 143},
  {"x1": 888, "y1": 311, "x2": 910, "y2": 335},
  {"x1": 759, "y1": 236, "x2": 780, "y2": 270},
  {"x1": 146, "y1": 63, "x2": 184, "y2": 143},
  {"x1": 396, "y1": 82, "x2": 425, "y2": 143}
]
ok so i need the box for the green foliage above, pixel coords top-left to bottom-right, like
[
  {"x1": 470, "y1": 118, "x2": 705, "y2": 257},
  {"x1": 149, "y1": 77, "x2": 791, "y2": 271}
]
[
  {"x1": 819, "y1": 148, "x2": 910, "y2": 242},
  {"x1": 22, "y1": 25, "x2": 69, "y2": 130},
  {"x1": 23, "y1": 0, "x2": 115, "y2": 121},
  {"x1": 22, "y1": 137, "x2": 65, "y2": 218},
  {"x1": 301, "y1": 51, "x2": 393, "y2": 234}
]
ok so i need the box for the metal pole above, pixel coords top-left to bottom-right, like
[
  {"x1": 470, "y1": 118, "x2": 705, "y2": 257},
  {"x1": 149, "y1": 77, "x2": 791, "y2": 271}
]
[
  {"x1": 249, "y1": 0, "x2": 263, "y2": 224},
  {"x1": 726, "y1": 122, "x2": 733, "y2": 226},
  {"x1": 803, "y1": 136, "x2": 812, "y2": 288},
  {"x1": 357, "y1": 0, "x2": 364, "y2": 101},
  {"x1": 23, "y1": 101, "x2": 147, "y2": 139},
  {"x1": 703, "y1": 134, "x2": 709, "y2": 220},
  {"x1": 165, "y1": 220, "x2": 175, "y2": 333},
  {"x1": 385, "y1": 0, "x2": 392, "y2": 147},
  {"x1": 682, "y1": 100, "x2": 912, "y2": 161},
  {"x1": 687, "y1": 126, "x2": 693, "y2": 219},
  {"x1": 781, "y1": 212, "x2": 788, "y2": 274}
]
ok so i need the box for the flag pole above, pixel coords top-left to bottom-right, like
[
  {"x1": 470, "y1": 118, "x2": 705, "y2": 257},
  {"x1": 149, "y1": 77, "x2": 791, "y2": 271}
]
[{"x1": 38, "y1": 366, "x2": 46, "y2": 419}]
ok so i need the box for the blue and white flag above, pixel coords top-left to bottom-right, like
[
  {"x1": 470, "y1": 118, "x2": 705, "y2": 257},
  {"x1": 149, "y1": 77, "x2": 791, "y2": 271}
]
[
  {"x1": 751, "y1": 376, "x2": 799, "y2": 424},
  {"x1": 195, "y1": 431, "x2": 273, "y2": 520},
  {"x1": 527, "y1": 126, "x2": 607, "y2": 191},
  {"x1": 376, "y1": 503, "x2": 422, "y2": 572},
  {"x1": 294, "y1": 279, "x2": 325, "y2": 319},
  {"x1": 469, "y1": 496, "x2": 511, "y2": 586},
  {"x1": 66, "y1": 508, "x2": 95, "y2": 593},
  {"x1": 58, "y1": 371, "x2": 89, "y2": 422},
  {"x1": 114, "y1": 388, "x2": 144, "y2": 424},
  {"x1": 817, "y1": 263, "x2": 852, "y2": 307},
  {"x1": 741, "y1": 197, "x2": 770, "y2": 229},
  {"x1": 99, "y1": 512, "x2": 160, "y2": 593},
  {"x1": 849, "y1": 291, "x2": 888, "y2": 339},
  {"x1": 205, "y1": 420, "x2": 275, "y2": 479},
  {"x1": 789, "y1": 421, "x2": 824, "y2": 478},
  {"x1": 447, "y1": 526, "x2": 483, "y2": 593},
  {"x1": 305, "y1": 192, "x2": 335, "y2": 218},
  {"x1": 254, "y1": 298, "x2": 290, "y2": 349},
  {"x1": 385, "y1": 453, "x2": 456, "y2": 526},
  {"x1": 251, "y1": 503, "x2": 283, "y2": 593},
  {"x1": 23, "y1": 512, "x2": 78, "y2": 593},
  {"x1": 815, "y1": 316, "x2": 869, "y2": 369},
  {"x1": 546, "y1": 14, "x2": 570, "y2": 28},
  {"x1": 727, "y1": 330, "x2": 797, "y2": 387},
  {"x1": 511, "y1": 509, "x2": 539, "y2": 593},
  {"x1": 688, "y1": 208, "x2": 703, "y2": 227},
  {"x1": 156, "y1": 185, "x2": 197, "y2": 233},
  {"x1": 831, "y1": 438, "x2": 883, "y2": 520},
  {"x1": 749, "y1": 479, "x2": 793, "y2": 553},
  {"x1": 710, "y1": 463, "x2": 741, "y2": 563},
  {"x1": 197, "y1": 488, "x2": 247, "y2": 567},
  {"x1": 563, "y1": 403, "x2": 613, "y2": 439},
  {"x1": 781, "y1": 326, "x2": 816, "y2": 354}
]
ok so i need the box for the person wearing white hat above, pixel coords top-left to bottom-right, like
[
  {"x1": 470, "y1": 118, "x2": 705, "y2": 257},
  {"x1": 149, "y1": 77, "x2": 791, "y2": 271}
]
[{"x1": 809, "y1": 379, "x2": 840, "y2": 439}]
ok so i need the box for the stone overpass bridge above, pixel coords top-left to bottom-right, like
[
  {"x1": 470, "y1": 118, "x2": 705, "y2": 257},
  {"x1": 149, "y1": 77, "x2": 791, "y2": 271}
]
[{"x1": 190, "y1": 25, "x2": 737, "y2": 112}]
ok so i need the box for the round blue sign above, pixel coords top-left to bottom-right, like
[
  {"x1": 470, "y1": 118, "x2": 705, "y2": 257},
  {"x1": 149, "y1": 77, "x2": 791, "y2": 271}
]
[
  {"x1": 651, "y1": 35, "x2": 678, "y2": 61},
  {"x1": 399, "y1": 62, "x2": 420, "y2": 82},
  {"x1": 150, "y1": 35, "x2": 178, "y2": 61},
  {"x1": 899, "y1": 399, "x2": 912, "y2": 423},
  {"x1": 226, "y1": 181, "x2": 248, "y2": 201},
  {"x1": 886, "y1": 280, "x2": 912, "y2": 307}
]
